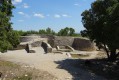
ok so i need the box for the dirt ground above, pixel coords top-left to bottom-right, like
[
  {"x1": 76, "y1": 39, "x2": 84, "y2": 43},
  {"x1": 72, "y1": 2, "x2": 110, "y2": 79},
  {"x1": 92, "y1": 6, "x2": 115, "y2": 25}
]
[{"x1": 0, "y1": 47, "x2": 107, "y2": 80}]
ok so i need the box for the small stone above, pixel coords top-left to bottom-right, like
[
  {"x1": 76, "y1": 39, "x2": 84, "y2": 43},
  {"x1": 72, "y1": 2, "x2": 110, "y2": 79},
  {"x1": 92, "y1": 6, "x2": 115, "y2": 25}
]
[
  {"x1": 25, "y1": 74, "x2": 28, "y2": 77},
  {"x1": 5, "y1": 75, "x2": 7, "y2": 77}
]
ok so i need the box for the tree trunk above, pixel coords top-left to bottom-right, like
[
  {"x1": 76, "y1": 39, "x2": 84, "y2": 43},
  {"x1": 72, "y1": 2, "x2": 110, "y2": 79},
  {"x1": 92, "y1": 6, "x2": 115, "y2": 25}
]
[
  {"x1": 103, "y1": 44, "x2": 110, "y2": 59},
  {"x1": 108, "y1": 50, "x2": 117, "y2": 62}
]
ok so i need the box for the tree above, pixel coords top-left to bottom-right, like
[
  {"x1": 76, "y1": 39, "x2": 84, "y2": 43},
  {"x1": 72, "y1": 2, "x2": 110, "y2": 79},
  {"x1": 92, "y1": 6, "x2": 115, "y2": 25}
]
[
  {"x1": 39, "y1": 29, "x2": 46, "y2": 34},
  {"x1": 16, "y1": 30, "x2": 26, "y2": 36},
  {"x1": 39, "y1": 27, "x2": 56, "y2": 35},
  {"x1": 81, "y1": 0, "x2": 119, "y2": 61},
  {"x1": 0, "y1": 0, "x2": 20, "y2": 52},
  {"x1": 69, "y1": 28, "x2": 75, "y2": 36},
  {"x1": 58, "y1": 27, "x2": 75, "y2": 36},
  {"x1": 7, "y1": 31, "x2": 20, "y2": 48},
  {"x1": 46, "y1": 27, "x2": 52, "y2": 34}
]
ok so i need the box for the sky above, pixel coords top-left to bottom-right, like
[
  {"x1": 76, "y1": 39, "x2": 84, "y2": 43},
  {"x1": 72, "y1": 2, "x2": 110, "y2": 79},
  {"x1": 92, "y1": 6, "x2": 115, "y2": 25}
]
[{"x1": 11, "y1": 0, "x2": 95, "y2": 33}]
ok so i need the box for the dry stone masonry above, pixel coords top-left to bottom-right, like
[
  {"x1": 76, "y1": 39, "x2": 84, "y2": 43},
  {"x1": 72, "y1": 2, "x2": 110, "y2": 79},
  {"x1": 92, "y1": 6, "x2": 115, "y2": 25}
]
[{"x1": 20, "y1": 35, "x2": 95, "y2": 52}]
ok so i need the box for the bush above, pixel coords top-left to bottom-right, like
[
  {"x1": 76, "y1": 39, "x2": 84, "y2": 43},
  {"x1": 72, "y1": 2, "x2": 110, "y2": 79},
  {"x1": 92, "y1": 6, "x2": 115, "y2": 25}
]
[
  {"x1": 0, "y1": 40, "x2": 13, "y2": 53},
  {"x1": 0, "y1": 30, "x2": 20, "y2": 53},
  {"x1": 7, "y1": 31, "x2": 20, "y2": 48}
]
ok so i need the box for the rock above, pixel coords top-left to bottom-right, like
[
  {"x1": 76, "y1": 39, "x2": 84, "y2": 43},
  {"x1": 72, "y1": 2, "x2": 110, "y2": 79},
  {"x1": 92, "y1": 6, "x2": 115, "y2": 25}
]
[
  {"x1": 29, "y1": 50, "x2": 36, "y2": 53},
  {"x1": 25, "y1": 44, "x2": 30, "y2": 53},
  {"x1": 66, "y1": 53, "x2": 71, "y2": 57},
  {"x1": 41, "y1": 42, "x2": 52, "y2": 53},
  {"x1": 0, "y1": 72, "x2": 2, "y2": 77}
]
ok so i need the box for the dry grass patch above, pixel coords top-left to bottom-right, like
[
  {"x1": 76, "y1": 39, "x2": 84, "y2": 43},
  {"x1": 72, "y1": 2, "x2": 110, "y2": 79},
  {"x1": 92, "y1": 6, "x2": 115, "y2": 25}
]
[
  {"x1": 71, "y1": 54, "x2": 90, "y2": 58},
  {"x1": 0, "y1": 60, "x2": 57, "y2": 80}
]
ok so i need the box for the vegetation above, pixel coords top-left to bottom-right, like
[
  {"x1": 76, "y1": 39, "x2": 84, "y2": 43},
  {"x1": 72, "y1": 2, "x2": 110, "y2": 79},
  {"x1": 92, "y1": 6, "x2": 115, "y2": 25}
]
[
  {"x1": 57, "y1": 27, "x2": 79, "y2": 36},
  {"x1": 16, "y1": 27, "x2": 81, "y2": 37},
  {"x1": 0, "y1": 0, "x2": 20, "y2": 52},
  {"x1": 39, "y1": 27, "x2": 56, "y2": 35},
  {"x1": 0, "y1": 60, "x2": 57, "y2": 80},
  {"x1": 81, "y1": 0, "x2": 119, "y2": 61}
]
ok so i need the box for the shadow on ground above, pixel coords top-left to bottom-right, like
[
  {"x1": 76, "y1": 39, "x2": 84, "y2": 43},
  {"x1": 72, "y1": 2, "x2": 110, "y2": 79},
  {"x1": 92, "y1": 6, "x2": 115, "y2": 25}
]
[{"x1": 54, "y1": 58, "x2": 119, "y2": 80}]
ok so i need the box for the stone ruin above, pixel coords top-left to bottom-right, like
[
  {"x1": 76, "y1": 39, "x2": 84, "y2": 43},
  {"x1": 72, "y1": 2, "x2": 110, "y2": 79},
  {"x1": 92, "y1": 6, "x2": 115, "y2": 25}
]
[
  {"x1": 46, "y1": 36, "x2": 95, "y2": 51},
  {"x1": 18, "y1": 34, "x2": 96, "y2": 53}
]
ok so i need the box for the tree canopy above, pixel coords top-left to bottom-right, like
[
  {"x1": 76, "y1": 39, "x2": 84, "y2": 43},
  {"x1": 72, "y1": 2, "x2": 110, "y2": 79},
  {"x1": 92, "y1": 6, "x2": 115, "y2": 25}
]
[
  {"x1": 39, "y1": 27, "x2": 56, "y2": 35},
  {"x1": 81, "y1": 0, "x2": 119, "y2": 61},
  {"x1": 0, "y1": 0, "x2": 20, "y2": 52},
  {"x1": 17, "y1": 27, "x2": 81, "y2": 37},
  {"x1": 57, "y1": 27, "x2": 75, "y2": 36}
]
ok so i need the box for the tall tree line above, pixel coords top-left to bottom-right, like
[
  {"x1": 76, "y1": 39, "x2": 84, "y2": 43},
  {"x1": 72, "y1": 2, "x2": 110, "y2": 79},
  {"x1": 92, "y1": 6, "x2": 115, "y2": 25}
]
[{"x1": 16, "y1": 27, "x2": 81, "y2": 37}]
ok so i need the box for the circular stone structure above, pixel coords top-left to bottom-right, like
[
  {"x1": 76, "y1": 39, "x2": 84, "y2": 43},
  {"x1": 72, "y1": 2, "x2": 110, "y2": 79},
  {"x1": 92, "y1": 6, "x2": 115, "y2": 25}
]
[{"x1": 20, "y1": 36, "x2": 40, "y2": 42}]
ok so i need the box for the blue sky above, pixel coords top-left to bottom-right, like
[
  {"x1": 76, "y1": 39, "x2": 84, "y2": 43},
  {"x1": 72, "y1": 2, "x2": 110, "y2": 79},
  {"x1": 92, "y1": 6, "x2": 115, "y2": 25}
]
[{"x1": 12, "y1": 0, "x2": 95, "y2": 33}]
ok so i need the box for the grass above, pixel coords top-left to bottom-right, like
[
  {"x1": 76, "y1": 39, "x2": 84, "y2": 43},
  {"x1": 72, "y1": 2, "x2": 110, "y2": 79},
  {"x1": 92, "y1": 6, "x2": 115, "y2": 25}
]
[
  {"x1": 71, "y1": 54, "x2": 90, "y2": 58},
  {"x1": 0, "y1": 60, "x2": 19, "y2": 67},
  {"x1": 0, "y1": 60, "x2": 57, "y2": 80}
]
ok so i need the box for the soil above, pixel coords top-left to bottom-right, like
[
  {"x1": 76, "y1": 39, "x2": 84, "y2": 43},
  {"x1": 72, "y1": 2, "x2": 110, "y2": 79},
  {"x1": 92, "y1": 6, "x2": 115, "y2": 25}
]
[{"x1": 0, "y1": 47, "x2": 107, "y2": 80}]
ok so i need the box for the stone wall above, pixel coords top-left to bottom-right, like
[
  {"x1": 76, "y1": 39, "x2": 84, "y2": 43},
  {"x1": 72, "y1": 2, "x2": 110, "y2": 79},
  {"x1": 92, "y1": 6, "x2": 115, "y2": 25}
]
[
  {"x1": 53, "y1": 36, "x2": 74, "y2": 47},
  {"x1": 20, "y1": 36, "x2": 47, "y2": 47},
  {"x1": 31, "y1": 41, "x2": 42, "y2": 47},
  {"x1": 72, "y1": 38, "x2": 95, "y2": 51},
  {"x1": 20, "y1": 36, "x2": 40, "y2": 42},
  {"x1": 20, "y1": 35, "x2": 95, "y2": 51},
  {"x1": 47, "y1": 36, "x2": 95, "y2": 51}
]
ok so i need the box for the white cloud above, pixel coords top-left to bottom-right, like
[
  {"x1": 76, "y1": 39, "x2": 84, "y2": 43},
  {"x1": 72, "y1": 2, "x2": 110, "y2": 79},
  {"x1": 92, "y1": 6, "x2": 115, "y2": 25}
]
[
  {"x1": 18, "y1": 12, "x2": 30, "y2": 18},
  {"x1": 62, "y1": 14, "x2": 71, "y2": 18},
  {"x1": 18, "y1": 12, "x2": 24, "y2": 15},
  {"x1": 34, "y1": 13, "x2": 45, "y2": 18},
  {"x1": 12, "y1": 0, "x2": 22, "y2": 4},
  {"x1": 23, "y1": 3, "x2": 29, "y2": 8},
  {"x1": 74, "y1": 3, "x2": 80, "y2": 6},
  {"x1": 54, "y1": 14, "x2": 61, "y2": 18},
  {"x1": 18, "y1": 20, "x2": 24, "y2": 22}
]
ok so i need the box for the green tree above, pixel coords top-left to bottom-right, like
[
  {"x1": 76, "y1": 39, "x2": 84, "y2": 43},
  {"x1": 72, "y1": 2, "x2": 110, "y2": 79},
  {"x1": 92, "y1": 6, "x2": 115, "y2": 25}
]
[
  {"x1": 0, "y1": 0, "x2": 20, "y2": 52},
  {"x1": 16, "y1": 30, "x2": 26, "y2": 36},
  {"x1": 69, "y1": 28, "x2": 75, "y2": 36},
  {"x1": 39, "y1": 29, "x2": 46, "y2": 34},
  {"x1": 81, "y1": 0, "x2": 119, "y2": 61},
  {"x1": 46, "y1": 27, "x2": 52, "y2": 34},
  {"x1": 39, "y1": 27, "x2": 56, "y2": 35},
  {"x1": 58, "y1": 27, "x2": 75, "y2": 36},
  {"x1": 7, "y1": 31, "x2": 20, "y2": 48}
]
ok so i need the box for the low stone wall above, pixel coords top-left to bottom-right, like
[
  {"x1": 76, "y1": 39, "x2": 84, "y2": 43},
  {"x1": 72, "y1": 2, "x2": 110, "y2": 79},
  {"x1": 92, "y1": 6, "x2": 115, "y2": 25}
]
[
  {"x1": 47, "y1": 36, "x2": 95, "y2": 51},
  {"x1": 31, "y1": 41, "x2": 42, "y2": 47},
  {"x1": 20, "y1": 35, "x2": 95, "y2": 51},
  {"x1": 20, "y1": 36, "x2": 40, "y2": 42},
  {"x1": 39, "y1": 35, "x2": 55, "y2": 47},
  {"x1": 20, "y1": 36, "x2": 47, "y2": 47},
  {"x1": 72, "y1": 38, "x2": 95, "y2": 51},
  {"x1": 50, "y1": 36, "x2": 74, "y2": 48},
  {"x1": 13, "y1": 44, "x2": 26, "y2": 50}
]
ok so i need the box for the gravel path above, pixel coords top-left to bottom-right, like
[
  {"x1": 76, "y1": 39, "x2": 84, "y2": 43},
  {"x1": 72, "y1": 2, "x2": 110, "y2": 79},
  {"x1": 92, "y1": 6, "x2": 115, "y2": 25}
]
[{"x1": 0, "y1": 47, "x2": 106, "y2": 80}]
